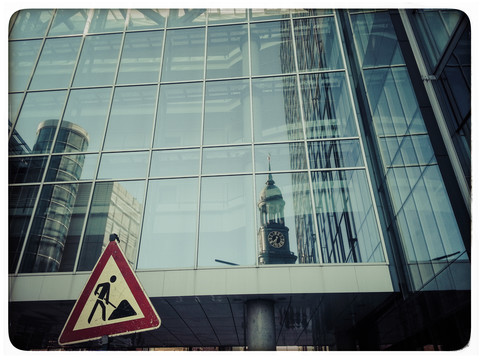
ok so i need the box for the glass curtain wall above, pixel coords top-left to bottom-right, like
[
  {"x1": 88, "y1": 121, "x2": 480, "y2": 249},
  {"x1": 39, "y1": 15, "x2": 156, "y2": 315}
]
[
  {"x1": 347, "y1": 10, "x2": 468, "y2": 290},
  {"x1": 9, "y1": 9, "x2": 387, "y2": 274}
]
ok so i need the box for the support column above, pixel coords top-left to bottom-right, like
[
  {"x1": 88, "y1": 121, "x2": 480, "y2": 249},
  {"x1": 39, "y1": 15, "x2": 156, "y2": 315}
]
[{"x1": 246, "y1": 299, "x2": 276, "y2": 351}]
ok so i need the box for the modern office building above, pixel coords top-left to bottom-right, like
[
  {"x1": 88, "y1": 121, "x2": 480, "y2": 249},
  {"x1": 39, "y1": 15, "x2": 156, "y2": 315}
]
[{"x1": 8, "y1": 8, "x2": 471, "y2": 350}]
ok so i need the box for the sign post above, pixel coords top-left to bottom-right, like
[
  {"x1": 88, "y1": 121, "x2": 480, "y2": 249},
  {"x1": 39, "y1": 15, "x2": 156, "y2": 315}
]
[{"x1": 58, "y1": 235, "x2": 161, "y2": 346}]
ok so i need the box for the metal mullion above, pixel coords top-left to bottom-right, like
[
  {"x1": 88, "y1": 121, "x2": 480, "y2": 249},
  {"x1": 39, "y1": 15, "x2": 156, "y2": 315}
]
[
  {"x1": 194, "y1": 24, "x2": 208, "y2": 269},
  {"x1": 290, "y1": 14, "x2": 323, "y2": 265}
]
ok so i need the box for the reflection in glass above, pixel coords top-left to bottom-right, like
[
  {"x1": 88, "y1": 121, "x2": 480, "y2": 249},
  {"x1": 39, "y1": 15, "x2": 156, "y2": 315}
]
[
  {"x1": 198, "y1": 175, "x2": 255, "y2": 267},
  {"x1": 9, "y1": 185, "x2": 40, "y2": 272},
  {"x1": 150, "y1": 149, "x2": 200, "y2": 177},
  {"x1": 363, "y1": 67, "x2": 427, "y2": 138},
  {"x1": 56, "y1": 88, "x2": 111, "y2": 152},
  {"x1": 300, "y1": 72, "x2": 357, "y2": 139},
  {"x1": 9, "y1": 10, "x2": 53, "y2": 39},
  {"x1": 207, "y1": 9, "x2": 247, "y2": 24},
  {"x1": 9, "y1": 156, "x2": 48, "y2": 184},
  {"x1": 117, "y1": 31, "x2": 164, "y2": 84},
  {"x1": 48, "y1": 9, "x2": 89, "y2": 36},
  {"x1": 30, "y1": 37, "x2": 82, "y2": 90},
  {"x1": 89, "y1": 9, "x2": 127, "y2": 33},
  {"x1": 78, "y1": 181, "x2": 145, "y2": 271},
  {"x1": 255, "y1": 172, "x2": 318, "y2": 264},
  {"x1": 250, "y1": 21, "x2": 295, "y2": 76},
  {"x1": 103, "y1": 85, "x2": 157, "y2": 150},
  {"x1": 138, "y1": 178, "x2": 198, "y2": 269},
  {"x1": 250, "y1": 9, "x2": 291, "y2": 20},
  {"x1": 255, "y1": 143, "x2": 307, "y2": 171},
  {"x1": 10, "y1": 91, "x2": 67, "y2": 154},
  {"x1": 47, "y1": 154, "x2": 98, "y2": 181},
  {"x1": 204, "y1": 79, "x2": 251, "y2": 145},
  {"x1": 350, "y1": 11, "x2": 404, "y2": 68},
  {"x1": 206, "y1": 24, "x2": 249, "y2": 79},
  {"x1": 379, "y1": 134, "x2": 435, "y2": 168},
  {"x1": 97, "y1": 151, "x2": 149, "y2": 179},
  {"x1": 291, "y1": 9, "x2": 334, "y2": 17},
  {"x1": 311, "y1": 170, "x2": 384, "y2": 263},
  {"x1": 9, "y1": 93, "x2": 23, "y2": 127},
  {"x1": 294, "y1": 16, "x2": 343, "y2": 71},
  {"x1": 161, "y1": 28, "x2": 205, "y2": 82},
  {"x1": 252, "y1": 76, "x2": 302, "y2": 142},
  {"x1": 308, "y1": 140, "x2": 364, "y2": 169},
  {"x1": 154, "y1": 83, "x2": 203, "y2": 147},
  {"x1": 8, "y1": 40, "x2": 42, "y2": 91},
  {"x1": 166, "y1": 9, "x2": 206, "y2": 27},
  {"x1": 127, "y1": 9, "x2": 167, "y2": 30},
  {"x1": 202, "y1": 146, "x2": 252, "y2": 175},
  {"x1": 20, "y1": 181, "x2": 86, "y2": 272},
  {"x1": 73, "y1": 34, "x2": 122, "y2": 87}
]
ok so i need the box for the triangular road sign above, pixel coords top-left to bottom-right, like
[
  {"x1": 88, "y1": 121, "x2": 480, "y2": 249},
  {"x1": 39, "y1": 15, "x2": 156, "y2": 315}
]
[{"x1": 58, "y1": 240, "x2": 161, "y2": 346}]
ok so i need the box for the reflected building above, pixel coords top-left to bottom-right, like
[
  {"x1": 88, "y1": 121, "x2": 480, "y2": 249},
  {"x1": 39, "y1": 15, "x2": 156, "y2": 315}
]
[{"x1": 8, "y1": 9, "x2": 471, "y2": 351}]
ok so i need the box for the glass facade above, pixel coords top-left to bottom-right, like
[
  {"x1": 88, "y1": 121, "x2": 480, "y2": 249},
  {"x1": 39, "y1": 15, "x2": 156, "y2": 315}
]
[
  {"x1": 8, "y1": 8, "x2": 469, "y2": 277},
  {"x1": 8, "y1": 8, "x2": 471, "y2": 351}
]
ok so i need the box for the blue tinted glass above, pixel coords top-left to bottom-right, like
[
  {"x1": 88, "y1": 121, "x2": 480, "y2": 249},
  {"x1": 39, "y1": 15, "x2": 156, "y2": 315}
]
[
  {"x1": 150, "y1": 149, "x2": 200, "y2": 177},
  {"x1": 254, "y1": 143, "x2": 307, "y2": 172},
  {"x1": 30, "y1": 37, "x2": 82, "y2": 90},
  {"x1": 127, "y1": 9, "x2": 167, "y2": 30},
  {"x1": 202, "y1": 146, "x2": 252, "y2": 174},
  {"x1": 89, "y1": 9, "x2": 127, "y2": 33},
  {"x1": 166, "y1": 9, "x2": 206, "y2": 27},
  {"x1": 9, "y1": 40, "x2": 42, "y2": 92},
  {"x1": 103, "y1": 86, "x2": 157, "y2": 151},
  {"x1": 308, "y1": 140, "x2": 364, "y2": 169},
  {"x1": 48, "y1": 9, "x2": 88, "y2": 36},
  {"x1": 98, "y1": 151, "x2": 149, "y2": 180},
  {"x1": 138, "y1": 178, "x2": 198, "y2": 269},
  {"x1": 10, "y1": 10, "x2": 53, "y2": 39},
  {"x1": 208, "y1": 9, "x2": 247, "y2": 24},
  {"x1": 300, "y1": 72, "x2": 357, "y2": 139}
]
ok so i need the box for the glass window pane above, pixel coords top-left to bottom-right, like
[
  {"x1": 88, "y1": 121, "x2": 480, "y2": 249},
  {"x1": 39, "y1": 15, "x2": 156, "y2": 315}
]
[
  {"x1": 150, "y1": 149, "x2": 200, "y2": 177},
  {"x1": 10, "y1": 10, "x2": 53, "y2": 39},
  {"x1": 9, "y1": 156, "x2": 48, "y2": 183},
  {"x1": 254, "y1": 143, "x2": 307, "y2": 171},
  {"x1": 154, "y1": 82, "x2": 203, "y2": 147},
  {"x1": 103, "y1": 85, "x2": 157, "y2": 151},
  {"x1": 73, "y1": 34, "x2": 122, "y2": 87},
  {"x1": 161, "y1": 28, "x2": 205, "y2": 82},
  {"x1": 8, "y1": 40, "x2": 42, "y2": 92},
  {"x1": 166, "y1": 9, "x2": 206, "y2": 28},
  {"x1": 30, "y1": 37, "x2": 82, "y2": 90},
  {"x1": 46, "y1": 153, "x2": 98, "y2": 181},
  {"x1": 202, "y1": 146, "x2": 252, "y2": 175},
  {"x1": 204, "y1": 79, "x2": 251, "y2": 145},
  {"x1": 9, "y1": 185, "x2": 40, "y2": 272},
  {"x1": 311, "y1": 170, "x2": 384, "y2": 263},
  {"x1": 291, "y1": 9, "x2": 334, "y2": 17},
  {"x1": 206, "y1": 24, "x2": 249, "y2": 79},
  {"x1": 48, "y1": 9, "x2": 89, "y2": 36},
  {"x1": 138, "y1": 178, "x2": 198, "y2": 269},
  {"x1": 308, "y1": 140, "x2": 364, "y2": 169},
  {"x1": 56, "y1": 88, "x2": 111, "y2": 153},
  {"x1": 127, "y1": 9, "x2": 167, "y2": 30},
  {"x1": 9, "y1": 93, "x2": 23, "y2": 128},
  {"x1": 208, "y1": 9, "x2": 247, "y2": 24},
  {"x1": 19, "y1": 182, "x2": 90, "y2": 272},
  {"x1": 10, "y1": 91, "x2": 67, "y2": 155},
  {"x1": 97, "y1": 151, "x2": 149, "y2": 180},
  {"x1": 255, "y1": 172, "x2": 318, "y2": 264},
  {"x1": 350, "y1": 12, "x2": 404, "y2": 68},
  {"x1": 250, "y1": 21, "x2": 295, "y2": 76},
  {"x1": 252, "y1": 76, "x2": 303, "y2": 142},
  {"x1": 77, "y1": 180, "x2": 145, "y2": 271},
  {"x1": 300, "y1": 72, "x2": 358, "y2": 139},
  {"x1": 198, "y1": 175, "x2": 255, "y2": 267},
  {"x1": 117, "y1": 31, "x2": 163, "y2": 85},
  {"x1": 293, "y1": 16, "x2": 343, "y2": 71},
  {"x1": 250, "y1": 9, "x2": 291, "y2": 20},
  {"x1": 89, "y1": 9, "x2": 127, "y2": 33}
]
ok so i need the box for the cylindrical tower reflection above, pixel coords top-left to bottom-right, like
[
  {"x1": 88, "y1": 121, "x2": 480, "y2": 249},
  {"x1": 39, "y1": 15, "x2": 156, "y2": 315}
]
[{"x1": 23, "y1": 120, "x2": 89, "y2": 272}]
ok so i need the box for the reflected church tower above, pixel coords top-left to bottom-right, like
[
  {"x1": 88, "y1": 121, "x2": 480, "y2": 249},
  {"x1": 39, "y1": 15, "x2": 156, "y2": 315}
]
[{"x1": 257, "y1": 157, "x2": 297, "y2": 265}]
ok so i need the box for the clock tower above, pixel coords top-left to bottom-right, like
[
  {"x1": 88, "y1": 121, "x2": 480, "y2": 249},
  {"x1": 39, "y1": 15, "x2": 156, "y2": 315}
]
[{"x1": 257, "y1": 158, "x2": 297, "y2": 265}]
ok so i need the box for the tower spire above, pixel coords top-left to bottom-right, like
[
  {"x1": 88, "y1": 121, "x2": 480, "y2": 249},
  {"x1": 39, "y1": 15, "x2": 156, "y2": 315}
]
[{"x1": 267, "y1": 153, "x2": 274, "y2": 185}]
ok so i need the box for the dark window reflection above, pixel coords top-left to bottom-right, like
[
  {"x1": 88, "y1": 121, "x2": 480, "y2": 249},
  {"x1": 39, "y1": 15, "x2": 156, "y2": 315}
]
[{"x1": 9, "y1": 185, "x2": 39, "y2": 272}]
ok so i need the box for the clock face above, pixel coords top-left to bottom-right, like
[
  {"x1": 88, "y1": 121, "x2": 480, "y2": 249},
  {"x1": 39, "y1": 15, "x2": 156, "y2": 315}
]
[{"x1": 268, "y1": 231, "x2": 285, "y2": 248}]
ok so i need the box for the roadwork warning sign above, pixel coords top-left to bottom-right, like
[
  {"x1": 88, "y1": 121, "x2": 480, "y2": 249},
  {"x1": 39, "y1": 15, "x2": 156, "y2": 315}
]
[{"x1": 58, "y1": 240, "x2": 160, "y2": 345}]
